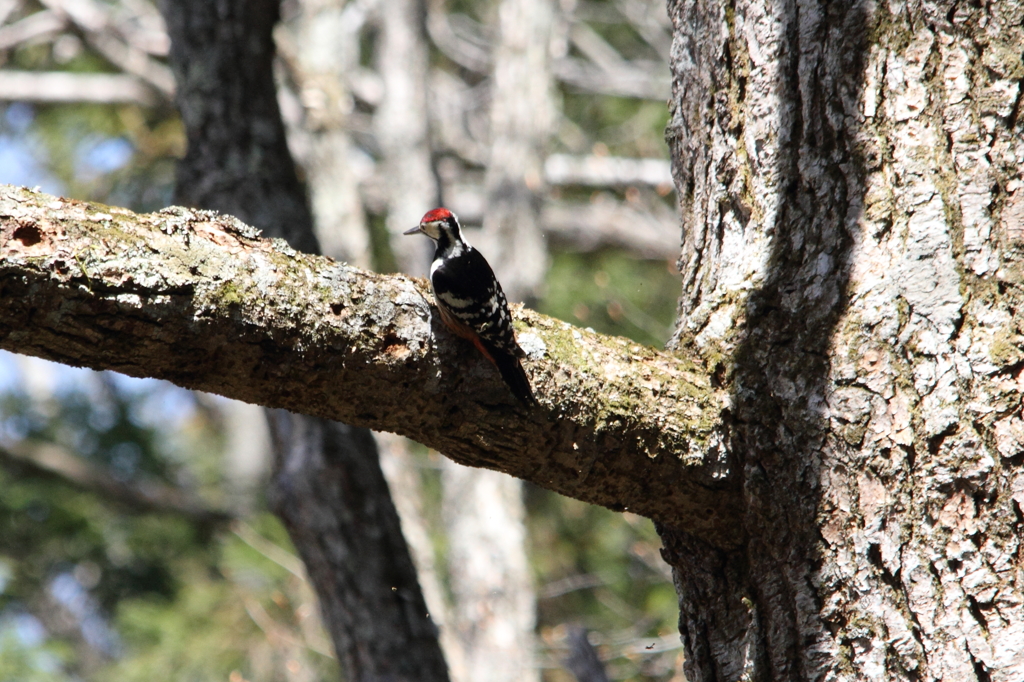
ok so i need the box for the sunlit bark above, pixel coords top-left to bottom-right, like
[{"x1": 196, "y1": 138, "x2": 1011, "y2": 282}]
[{"x1": 662, "y1": 0, "x2": 1024, "y2": 679}]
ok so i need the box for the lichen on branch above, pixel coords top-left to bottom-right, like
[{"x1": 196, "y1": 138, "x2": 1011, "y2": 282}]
[{"x1": 0, "y1": 184, "x2": 738, "y2": 542}]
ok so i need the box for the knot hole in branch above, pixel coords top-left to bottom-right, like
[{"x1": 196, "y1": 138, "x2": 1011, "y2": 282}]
[{"x1": 13, "y1": 223, "x2": 43, "y2": 247}]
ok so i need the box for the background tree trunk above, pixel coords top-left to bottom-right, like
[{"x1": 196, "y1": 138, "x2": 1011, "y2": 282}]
[
  {"x1": 375, "y1": 0, "x2": 438, "y2": 276},
  {"x1": 376, "y1": 432, "x2": 469, "y2": 681},
  {"x1": 441, "y1": 461, "x2": 538, "y2": 682},
  {"x1": 660, "y1": 0, "x2": 1024, "y2": 679},
  {"x1": 160, "y1": 1, "x2": 450, "y2": 680},
  {"x1": 479, "y1": 0, "x2": 555, "y2": 302},
  {"x1": 279, "y1": 0, "x2": 373, "y2": 268},
  {"x1": 280, "y1": 1, "x2": 471, "y2": 674},
  {"x1": 436, "y1": 0, "x2": 558, "y2": 679}
]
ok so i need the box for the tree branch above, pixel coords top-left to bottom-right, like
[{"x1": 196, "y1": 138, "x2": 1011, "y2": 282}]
[
  {"x1": 543, "y1": 154, "x2": 672, "y2": 188},
  {"x1": 0, "y1": 184, "x2": 736, "y2": 544},
  {"x1": 540, "y1": 198, "x2": 679, "y2": 259},
  {"x1": 552, "y1": 57, "x2": 669, "y2": 100},
  {"x1": 0, "y1": 439, "x2": 231, "y2": 524},
  {"x1": 39, "y1": 0, "x2": 175, "y2": 96},
  {"x1": 0, "y1": 9, "x2": 64, "y2": 51},
  {"x1": 0, "y1": 70, "x2": 157, "y2": 104},
  {"x1": 0, "y1": 0, "x2": 22, "y2": 30}
]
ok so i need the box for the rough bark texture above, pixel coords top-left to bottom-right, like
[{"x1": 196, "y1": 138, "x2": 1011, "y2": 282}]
[
  {"x1": 158, "y1": 2, "x2": 449, "y2": 680},
  {"x1": 0, "y1": 184, "x2": 729, "y2": 539},
  {"x1": 8, "y1": 0, "x2": 1017, "y2": 677},
  {"x1": 663, "y1": 0, "x2": 1024, "y2": 679}
]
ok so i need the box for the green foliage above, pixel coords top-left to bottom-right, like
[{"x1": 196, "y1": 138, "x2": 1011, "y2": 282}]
[
  {"x1": 2, "y1": 2, "x2": 182, "y2": 210},
  {"x1": 0, "y1": 367, "x2": 337, "y2": 682},
  {"x1": 540, "y1": 250, "x2": 679, "y2": 348},
  {"x1": 0, "y1": 626, "x2": 73, "y2": 682},
  {"x1": 0, "y1": 377, "x2": 205, "y2": 618},
  {"x1": 528, "y1": 489, "x2": 681, "y2": 680},
  {"x1": 558, "y1": 95, "x2": 671, "y2": 158},
  {"x1": 100, "y1": 518, "x2": 338, "y2": 682},
  {"x1": 102, "y1": 575, "x2": 249, "y2": 682},
  {"x1": 24, "y1": 102, "x2": 181, "y2": 212}
]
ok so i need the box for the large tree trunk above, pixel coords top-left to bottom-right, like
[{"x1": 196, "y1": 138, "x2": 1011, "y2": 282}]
[{"x1": 661, "y1": 0, "x2": 1024, "y2": 679}]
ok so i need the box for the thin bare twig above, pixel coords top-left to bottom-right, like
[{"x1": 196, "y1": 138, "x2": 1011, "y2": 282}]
[
  {"x1": 425, "y1": 1, "x2": 490, "y2": 73},
  {"x1": 231, "y1": 520, "x2": 307, "y2": 579},
  {"x1": 0, "y1": 9, "x2": 64, "y2": 51},
  {"x1": 243, "y1": 596, "x2": 336, "y2": 659},
  {"x1": 105, "y1": 0, "x2": 169, "y2": 56},
  {"x1": 0, "y1": 439, "x2": 231, "y2": 524},
  {"x1": 538, "y1": 574, "x2": 606, "y2": 600},
  {"x1": 544, "y1": 154, "x2": 672, "y2": 187},
  {"x1": 0, "y1": 0, "x2": 23, "y2": 29},
  {"x1": 429, "y1": 69, "x2": 490, "y2": 165},
  {"x1": 433, "y1": 186, "x2": 679, "y2": 258},
  {"x1": 38, "y1": 0, "x2": 174, "y2": 96},
  {"x1": 552, "y1": 57, "x2": 669, "y2": 100},
  {"x1": 0, "y1": 70, "x2": 156, "y2": 104}
]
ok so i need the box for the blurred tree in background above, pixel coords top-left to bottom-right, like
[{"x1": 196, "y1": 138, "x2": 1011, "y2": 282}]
[{"x1": 0, "y1": 0, "x2": 684, "y2": 679}]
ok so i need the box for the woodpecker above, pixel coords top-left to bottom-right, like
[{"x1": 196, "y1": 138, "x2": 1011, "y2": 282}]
[{"x1": 404, "y1": 208, "x2": 536, "y2": 405}]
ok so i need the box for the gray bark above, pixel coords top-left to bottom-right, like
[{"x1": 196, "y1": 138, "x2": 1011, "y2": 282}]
[
  {"x1": 564, "y1": 627, "x2": 610, "y2": 682},
  {"x1": 662, "y1": 0, "x2": 1024, "y2": 679},
  {"x1": 266, "y1": 411, "x2": 450, "y2": 681},
  {"x1": 441, "y1": 460, "x2": 537, "y2": 682},
  {"x1": 160, "y1": 0, "x2": 316, "y2": 253},
  {"x1": 158, "y1": 2, "x2": 450, "y2": 680},
  {"x1": 219, "y1": 398, "x2": 272, "y2": 514},
  {"x1": 282, "y1": 0, "x2": 468, "y2": 674},
  {"x1": 5, "y1": 0, "x2": 1017, "y2": 677},
  {"x1": 376, "y1": 432, "x2": 468, "y2": 680}
]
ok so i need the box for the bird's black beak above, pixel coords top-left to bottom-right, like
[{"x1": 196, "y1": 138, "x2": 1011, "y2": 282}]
[{"x1": 403, "y1": 225, "x2": 423, "y2": 236}]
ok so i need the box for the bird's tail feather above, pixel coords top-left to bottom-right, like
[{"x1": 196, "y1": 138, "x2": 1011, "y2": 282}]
[{"x1": 489, "y1": 346, "x2": 536, "y2": 406}]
